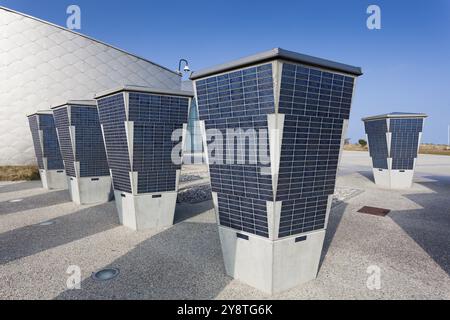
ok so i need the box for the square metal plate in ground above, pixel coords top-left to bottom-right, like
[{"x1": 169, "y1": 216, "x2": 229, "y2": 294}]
[{"x1": 357, "y1": 206, "x2": 390, "y2": 216}]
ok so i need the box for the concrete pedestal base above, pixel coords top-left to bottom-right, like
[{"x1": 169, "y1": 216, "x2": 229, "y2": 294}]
[
  {"x1": 67, "y1": 176, "x2": 112, "y2": 205},
  {"x1": 373, "y1": 168, "x2": 414, "y2": 189},
  {"x1": 39, "y1": 169, "x2": 67, "y2": 190},
  {"x1": 113, "y1": 190, "x2": 177, "y2": 231},
  {"x1": 219, "y1": 226, "x2": 325, "y2": 295}
]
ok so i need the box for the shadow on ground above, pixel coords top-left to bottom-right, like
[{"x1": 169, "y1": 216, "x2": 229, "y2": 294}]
[
  {"x1": 0, "y1": 190, "x2": 71, "y2": 215},
  {"x1": 319, "y1": 203, "x2": 348, "y2": 271},
  {"x1": 389, "y1": 175, "x2": 450, "y2": 276},
  {"x1": 174, "y1": 200, "x2": 213, "y2": 224},
  {"x1": 55, "y1": 221, "x2": 230, "y2": 300},
  {"x1": 0, "y1": 181, "x2": 42, "y2": 194},
  {"x1": 0, "y1": 202, "x2": 118, "y2": 265},
  {"x1": 356, "y1": 170, "x2": 375, "y2": 184}
]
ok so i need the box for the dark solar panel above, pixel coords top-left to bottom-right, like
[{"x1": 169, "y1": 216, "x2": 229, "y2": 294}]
[
  {"x1": 97, "y1": 91, "x2": 189, "y2": 195},
  {"x1": 196, "y1": 63, "x2": 275, "y2": 238},
  {"x1": 364, "y1": 117, "x2": 424, "y2": 171},
  {"x1": 276, "y1": 63, "x2": 354, "y2": 238},
  {"x1": 195, "y1": 62, "x2": 355, "y2": 239},
  {"x1": 53, "y1": 108, "x2": 76, "y2": 177},
  {"x1": 53, "y1": 105, "x2": 109, "y2": 178},
  {"x1": 28, "y1": 115, "x2": 44, "y2": 169},
  {"x1": 28, "y1": 113, "x2": 64, "y2": 171},
  {"x1": 97, "y1": 94, "x2": 132, "y2": 193},
  {"x1": 389, "y1": 118, "x2": 423, "y2": 170},
  {"x1": 364, "y1": 119, "x2": 389, "y2": 169}
]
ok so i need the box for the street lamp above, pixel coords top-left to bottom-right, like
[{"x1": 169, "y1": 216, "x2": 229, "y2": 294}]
[{"x1": 177, "y1": 59, "x2": 190, "y2": 75}]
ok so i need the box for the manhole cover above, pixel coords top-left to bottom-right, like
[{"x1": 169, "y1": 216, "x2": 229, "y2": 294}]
[
  {"x1": 358, "y1": 206, "x2": 390, "y2": 216},
  {"x1": 91, "y1": 268, "x2": 120, "y2": 281}
]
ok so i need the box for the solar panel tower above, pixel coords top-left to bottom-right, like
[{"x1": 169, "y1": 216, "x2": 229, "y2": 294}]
[
  {"x1": 95, "y1": 86, "x2": 192, "y2": 230},
  {"x1": 52, "y1": 100, "x2": 112, "y2": 204},
  {"x1": 27, "y1": 110, "x2": 67, "y2": 190},
  {"x1": 363, "y1": 112, "x2": 427, "y2": 189},
  {"x1": 190, "y1": 48, "x2": 362, "y2": 294}
]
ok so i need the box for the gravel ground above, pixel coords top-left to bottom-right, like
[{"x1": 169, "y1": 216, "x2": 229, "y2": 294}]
[{"x1": 0, "y1": 151, "x2": 449, "y2": 300}]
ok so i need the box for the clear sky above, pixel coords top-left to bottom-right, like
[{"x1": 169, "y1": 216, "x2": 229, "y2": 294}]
[{"x1": 2, "y1": 0, "x2": 449, "y2": 143}]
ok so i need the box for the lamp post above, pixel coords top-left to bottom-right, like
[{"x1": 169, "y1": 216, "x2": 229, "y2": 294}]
[{"x1": 177, "y1": 59, "x2": 190, "y2": 76}]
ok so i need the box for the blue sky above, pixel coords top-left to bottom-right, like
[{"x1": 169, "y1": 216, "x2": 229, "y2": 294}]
[{"x1": 2, "y1": 0, "x2": 449, "y2": 143}]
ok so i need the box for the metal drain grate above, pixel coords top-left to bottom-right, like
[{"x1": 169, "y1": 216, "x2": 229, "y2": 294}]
[{"x1": 357, "y1": 206, "x2": 390, "y2": 216}]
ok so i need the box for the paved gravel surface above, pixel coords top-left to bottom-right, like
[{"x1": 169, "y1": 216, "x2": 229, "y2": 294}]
[{"x1": 0, "y1": 152, "x2": 449, "y2": 300}]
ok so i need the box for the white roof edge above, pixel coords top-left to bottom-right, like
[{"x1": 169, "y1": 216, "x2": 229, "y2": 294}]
[
  {"x1": 190, "y1": 47, "x2": 363, "y2": 80},
  {"x1": 362, "y1": 113, "x2": 428, "y2": 121},
  {"x1": 95, "y1": 85, "x2": 194, "y2": 99},
  {"x1": 0, "y1": 6, "x2": 180, "y2": 77},
  {"x1": 27, "y1": 110, "x2": 53, "y2": 117},
  {"x1": 51, "y1": 100, "x2": 97, "y2": 110}
]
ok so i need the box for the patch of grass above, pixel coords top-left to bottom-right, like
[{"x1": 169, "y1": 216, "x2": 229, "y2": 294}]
[
  {"x1": 343, "y1": 144, "x2": 369, "y2": 152},
  {"x1": 0, "y1": 166, "x2": 40, "y2": 181},
  {"x1": 344, "y1": 143, "x2": 450, "y2": 156},
  {"x1": 419, "y1": 144, "x2": 450, "y2": 156}
]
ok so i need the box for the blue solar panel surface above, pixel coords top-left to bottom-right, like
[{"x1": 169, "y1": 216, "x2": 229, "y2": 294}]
[
  {"x1": 196, "y1": 62, "x2": 355, "y2": 239},
  {"x1": 277, "y1": 63, "x2": 354, "y2": 238},
  {"x1": 97, "y1": 94, "x2": 132, "y2": 193},
  {"x1": 129, "y1": 93, "x2": 188, "y2": 194},
  {"x1": 364, "y1": 117, "x2": 423, "y2": 170},
  {"x1": 196, "y1": 63, "x2": 275, "y2": 238},
  {"x1": 54, "y1": 106, "x2": 109, "y2": 178},
  {"x1": 53, "y1": 108, "x2": 76, "y2": 177},
  {"x1": 28, "y1": 115, "x2": 44, "y2": 169},
  {"x1": 28, "y1": 114, "x2": 64, "y2": 171},
  {"x1": 72, "y1": 106, "x2": 109, "y2": 177},
  {"x1": 389, "y1": 118, "x2": 423, "y2": 170},
  {"x1": 364, "y1": 119, "x2": 389, "y2": 169},
  {"x1": 97, "y1": 92, "x2": 189, "y2": 194}
]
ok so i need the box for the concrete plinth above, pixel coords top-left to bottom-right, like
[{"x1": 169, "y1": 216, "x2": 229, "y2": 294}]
[
  {"x1": 373, "y1": 168, "x2": 414, "y2": 189},
  {"x1": 113, "y1": 190, "x2": 177, "y2": 231},
  {"x1": 219, "y1": 226, "x2": 325, "y2": 295},
  {"x1": 39, "y1": 169, "x2": 67, "y2": 190},
  {"x1": 67, "y1": 176, "x2": 112, "y2": 205}
]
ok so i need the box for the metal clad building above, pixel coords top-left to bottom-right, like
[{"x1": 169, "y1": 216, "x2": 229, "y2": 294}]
[{"x1": 0, "y1": 6, "x2": 181, "y2": 166}]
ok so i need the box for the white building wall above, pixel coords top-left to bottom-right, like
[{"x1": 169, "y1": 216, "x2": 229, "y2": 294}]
[{"x1": 0, "y1": 7, "x2": 181, "y2": 165}]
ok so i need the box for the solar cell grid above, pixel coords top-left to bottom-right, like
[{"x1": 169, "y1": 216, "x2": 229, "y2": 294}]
[
  {"x1": 97, "y1": 94, "x2": 132, "y2": 193},
  {"x1": 28, "y1": 115, "x2": 45, "y2": 169},
  {"x1": 53, "y1": 107, "x2": 76, "y2": 177},
  {"x1": 276, "y1": 62, "x2": 353, "y2": 238},
  {"x1": 37, "y1": 114, "x2": 64, "y2": 170},
  {"x1": 197, "y1": 62, "x2": 355, "y2": 239},
  {"x1": 364, "y1": 119, "x2": 389, "y2": 169}
]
